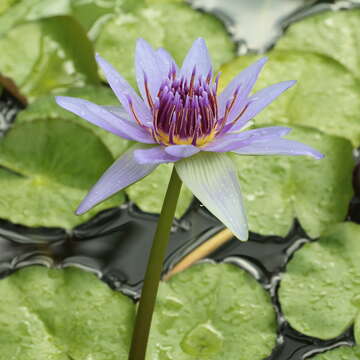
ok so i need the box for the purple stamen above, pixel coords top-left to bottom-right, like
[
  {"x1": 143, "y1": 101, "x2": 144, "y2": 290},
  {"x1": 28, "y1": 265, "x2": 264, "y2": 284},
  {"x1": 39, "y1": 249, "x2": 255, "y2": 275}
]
[{"x1": 132, "y1": 65, "x2": 251, "y2": 146}]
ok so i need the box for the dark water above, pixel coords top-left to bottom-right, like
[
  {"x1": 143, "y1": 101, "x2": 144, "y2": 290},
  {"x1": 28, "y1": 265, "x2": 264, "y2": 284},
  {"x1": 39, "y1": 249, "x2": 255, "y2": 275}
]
[{"x1": 0, "y1": 1, "x2": 360, "y2": 359}]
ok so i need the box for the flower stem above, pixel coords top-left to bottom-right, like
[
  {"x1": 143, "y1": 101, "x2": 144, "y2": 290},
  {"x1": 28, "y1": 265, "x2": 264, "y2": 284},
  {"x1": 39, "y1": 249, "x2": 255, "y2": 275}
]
[{"x1": 128, "y1": 166, "x2": 182, "y2": 360}]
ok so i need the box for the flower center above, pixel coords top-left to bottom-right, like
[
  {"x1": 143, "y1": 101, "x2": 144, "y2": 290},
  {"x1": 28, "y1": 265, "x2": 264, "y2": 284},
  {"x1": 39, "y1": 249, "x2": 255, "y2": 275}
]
[{"x1": 141, "y1": 66, "x2": 226, "y2": 147}]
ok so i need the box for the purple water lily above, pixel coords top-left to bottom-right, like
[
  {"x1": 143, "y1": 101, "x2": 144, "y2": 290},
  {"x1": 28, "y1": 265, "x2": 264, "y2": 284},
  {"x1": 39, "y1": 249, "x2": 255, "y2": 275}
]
[{"x1": 56, "y1": 38, "x2": 323, "y2": 241}]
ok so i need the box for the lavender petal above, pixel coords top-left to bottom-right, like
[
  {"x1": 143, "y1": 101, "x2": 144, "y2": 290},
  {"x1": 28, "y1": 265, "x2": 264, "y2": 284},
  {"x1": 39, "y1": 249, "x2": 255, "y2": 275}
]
[
  {"x1": 175, "y1": 152, "x2": 248, "y2": 241},
  {"x1": 233, "y1": 138, "x2": 324, "y2": 159},
  {"x1": 55, "y1": 96, "x2": 155, "y2": 143},
  {"x1": 134, "y1": 146, "x2": 180, "y2": 164},
  {"x1": 103, "y1": 106, "x2": 129, "y2": 119},
  {"x1": 218, "y1": 57, "x2": 268, "y2": 118},
  {"x1": 135, "y1": 39, "x2": 166, "y2": 102},
  {"x1": 204, "y1": 126, "x2": 292, "y2": 152},
  {"x1": 230, "y1": 80, "x2": 296, "y2": 131},
  {"x1": 95, "y1": 54, "x2": 152, "y2": 125},
  {"x1": 180, "y1": 38, "x2": 212, "y2": 80},
  {"x1": 165, "y1": 145, "x2": 200, "y2": 158},
  {"x1": 156, "y1": 48, "x2": 178, "y2": 73},
  {"x1": 76, "y1": 145, "x2": 157, "y2": 215}
]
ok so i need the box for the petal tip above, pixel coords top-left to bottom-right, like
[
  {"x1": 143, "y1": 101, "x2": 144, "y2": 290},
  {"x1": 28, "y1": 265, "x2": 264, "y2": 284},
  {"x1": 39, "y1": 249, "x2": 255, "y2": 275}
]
[
  {"x1": 287, "y1": 80, "x2": 297, "y2": 87},
  {"x1": 314, "y1": 152, "x2": 325, "y2": 160},
  {"x1": 137, "y1": 37, "x2": 149, "y2": 45},
  {"x1": 95, "y1": 53, "x2": 103, "y2": 62},
  {"x1": 259, "y1": 56, "x2": 269, "y2": 65},
  {"x1": 54, "y1": 96, "x2": 64, "y2": 104},
  {"x1": 75, "y1": 205, "x2": 87, "y2": 216},
  {"x1": 233, "y1": 228, "x2": 248, "y2": 242}
]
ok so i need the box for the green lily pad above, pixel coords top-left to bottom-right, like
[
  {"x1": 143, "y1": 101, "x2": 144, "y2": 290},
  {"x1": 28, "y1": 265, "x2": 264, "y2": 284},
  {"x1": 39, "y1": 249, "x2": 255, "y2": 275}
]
[
  {"x1": 0, "y1": 0, "x2": 70, "y2": 36},
  {"x1": 0, "y1": 266, "x2": 135, "y2": 360},
  {"x1": 0, "y1": 0, "x2": 19, "y2": 15},
  {"x1": 126, "y1": 163, "x2": 193, "y2": 218},
  {"x1": 71, "y1": 0, "x2": 144, "y2": 38},
  {"x1": 0, "y1": 118, "x2": 125, "y2": 228},
  {"x1": 147, "y1": 262, "x2": 277, "y2": 360},
  {"x1": 219, "y1": 51, "x2": 360, "y2": 147},
  {"x1": 0, "y1": 0, "x2": 141, "y2": 38},
  {"x1": 231, "y1": 125, "x2": 353, "y2": 238},
  {"x1": 0, "y1": 16, "x2": 99, "y2": 102},
  {"x1": 311, "y1": 346, "x2": 360, "y2": 360},
  {"x1": 17, "y1": 85, "x2": 130, "y2": 158},
  {"x1": 275, "y1": 9, "x2": 360, "y2": 79},
  {"x1": 279, "y1": 222, "x2": 360, "y2": 340},
  {"x1": 95, "y1": 3, "x2": 235, "y2": 86}
]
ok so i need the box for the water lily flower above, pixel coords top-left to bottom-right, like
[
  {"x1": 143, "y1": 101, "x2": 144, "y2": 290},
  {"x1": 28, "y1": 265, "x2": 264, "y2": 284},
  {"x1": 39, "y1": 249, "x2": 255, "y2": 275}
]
[{"x1": 56, "y1": 38, "x2": 323, "y2": 241}]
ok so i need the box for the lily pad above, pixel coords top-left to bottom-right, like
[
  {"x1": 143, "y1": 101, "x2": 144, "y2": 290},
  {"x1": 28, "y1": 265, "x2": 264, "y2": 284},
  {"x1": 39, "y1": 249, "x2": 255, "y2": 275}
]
[
  {"x1": 0, "y1": 266, "x2": 135, "y2": 360},
  {"x1": 0, "y1": 16, "x2": 99, "y2": 102},
  {"x1": 279, "y1": 222, "x2": 360, "y2": 340},
  {"x1": 0, "y1": 0, "x2": 19, "y2": 15},
  {"x1": 0, "y1": 119, "x2": 125, "y2": 228},
  {"x1": 148, "y1": 262, "x2": 277, "y2": 360},
  {"x1": 310, "y1": 346, "x2": 360, "y2": 360},
  {"x1": 71, "y1": 0, "x2": 144, "y2": 38},
  {"x1": 275, "y1": 9, "x2": 360, "y2": 79},
  {"x1": 95, "y1": 2, "x2": 235, "y2": 86},
  {"x1": 126, "y1": 163, "x2": 193, "y2": 218},
  {"x1": 219, "y1": 51, "x2": 360, "y2": 147},
  {"x1": 16, "y1": 86, "x2": 130, "y2": 158},
  {"x1": 231, "y1": 125, "x2": 353, "y2": 238},
  {"x1": 0, "y1": 0, "x2": 70, "y2": 36},
  {"x1": 0, "y1": 0, "x2": 141, "y2": 38}
]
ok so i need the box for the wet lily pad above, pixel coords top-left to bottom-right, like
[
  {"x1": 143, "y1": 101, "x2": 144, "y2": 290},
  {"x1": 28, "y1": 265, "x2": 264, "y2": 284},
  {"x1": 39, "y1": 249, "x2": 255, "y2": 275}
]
[
  {"x1": 0, "y1": 16, "x2": 99, "y2": 102},
  {"x1": 276, "y1": 9, "x2": 360, "y2": 79},
  {"x1": 0, "y1": 119, "x2": 125, "y2": 228},
  {"x1": 148, "y1": 262, "x2": 277, "y2": 360},
  {"x1": 17, "y1": 85, "x2": 130, "y2": 158},
  {"x1": 279, "y1": 222, "x2": 360, "y2": 340},
  {"x1": 310, "y1": 346, "x2": 360, "y2": 360},
  {"x1": 231, "y1": 125, "x2": 353, "y2": 238},
  {"x1": 126, "y1": 163, "x2": 193, "y2": 218},
  {"x1": 220, "y1": 50, "x2": 360, "y2": 147},
  {"x1": 0, "y1": 0, "x2": 70, "y2": 36},
  {"x1": 0, "y1": 0, "x2": 142, "y2": 37},
  {"x1": 0, "y1": 266, "x2": 135, "y2": 360},
  {"x1": 71, "y1": 0, "x2": 142, "y2": 36},
  {"x1": 95, "y1": 2, "x2": 235, "y2": 86}
]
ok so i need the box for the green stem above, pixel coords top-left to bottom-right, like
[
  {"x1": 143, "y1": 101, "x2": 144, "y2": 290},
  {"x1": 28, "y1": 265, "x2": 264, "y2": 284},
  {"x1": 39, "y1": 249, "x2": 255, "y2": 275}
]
[{"x1": 128, "y1": 166, "x2": 182, "y2": 360}]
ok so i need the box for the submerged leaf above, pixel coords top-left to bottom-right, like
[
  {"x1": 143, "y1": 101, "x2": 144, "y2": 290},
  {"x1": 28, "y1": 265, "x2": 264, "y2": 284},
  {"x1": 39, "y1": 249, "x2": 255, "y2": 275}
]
[
  {"x1": 148, "y1": 263, "x2": 277, "y2": 360},
  {"x1": 279, "y1": 222, "x2": 360, "y2": 339},
  {"x1": 0, "y1": 119, "x2": 125, "y2": 228}
]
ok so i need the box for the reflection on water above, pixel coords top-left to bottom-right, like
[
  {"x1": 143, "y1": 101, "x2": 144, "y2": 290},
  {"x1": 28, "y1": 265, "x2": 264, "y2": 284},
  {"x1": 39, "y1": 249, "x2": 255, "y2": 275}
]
[
  {"x1": 0, "y1": 88, "x2": 22, "y2": 136},
  {"x1": 188, "y1": 0, "x2": 359, "y2": 53}
]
